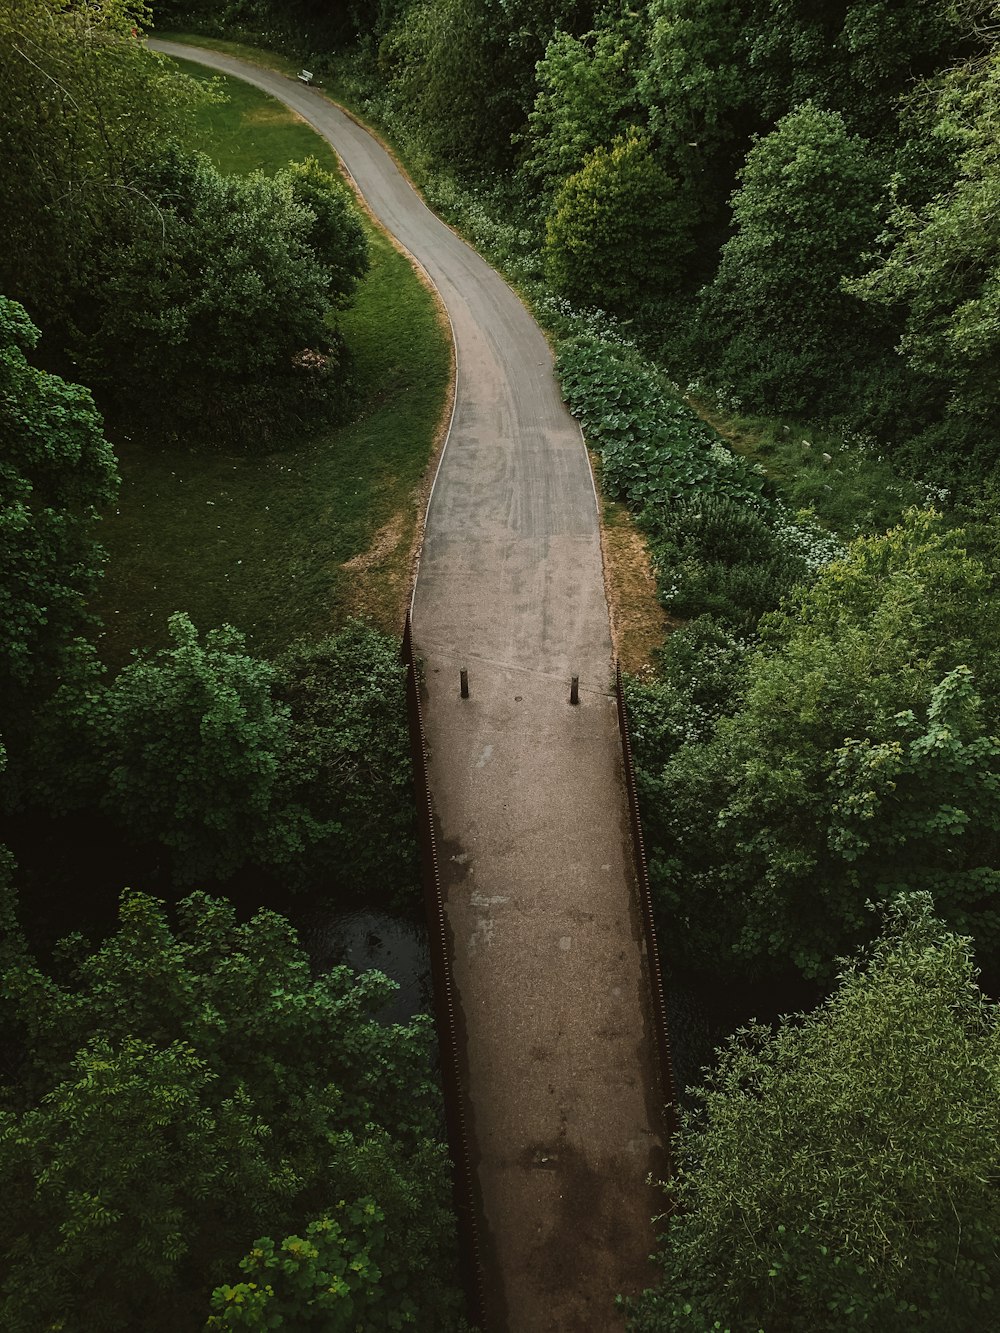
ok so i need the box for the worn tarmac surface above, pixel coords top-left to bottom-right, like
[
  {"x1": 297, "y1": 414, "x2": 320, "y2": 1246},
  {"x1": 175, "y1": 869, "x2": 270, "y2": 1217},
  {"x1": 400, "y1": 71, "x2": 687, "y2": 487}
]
[{"x1": 150, "y1": 43, "x2": 666, "y2": 1331}]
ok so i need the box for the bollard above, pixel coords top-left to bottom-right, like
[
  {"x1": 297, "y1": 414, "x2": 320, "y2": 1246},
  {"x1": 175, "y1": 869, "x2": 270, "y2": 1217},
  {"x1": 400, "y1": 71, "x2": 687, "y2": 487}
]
[
  {"x1": 570, "y1": 675, "x2": 579, "y2": 705},
  {"x1": 460, "y1": 667, "x2": 469, "y2": 699}
]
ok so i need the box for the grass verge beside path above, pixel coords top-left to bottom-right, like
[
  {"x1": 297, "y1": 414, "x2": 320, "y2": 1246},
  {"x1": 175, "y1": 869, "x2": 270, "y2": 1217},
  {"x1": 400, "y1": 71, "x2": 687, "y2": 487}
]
[{"x1": 94, "y1": 58, "x2": 450, "y2": 670}]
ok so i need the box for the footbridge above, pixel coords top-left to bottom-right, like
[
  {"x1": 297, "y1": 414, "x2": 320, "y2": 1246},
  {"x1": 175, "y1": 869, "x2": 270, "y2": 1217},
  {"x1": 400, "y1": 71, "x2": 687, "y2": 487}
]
[{"x1": 149, "y1": 42, "x2": 671, "y2": 1330}]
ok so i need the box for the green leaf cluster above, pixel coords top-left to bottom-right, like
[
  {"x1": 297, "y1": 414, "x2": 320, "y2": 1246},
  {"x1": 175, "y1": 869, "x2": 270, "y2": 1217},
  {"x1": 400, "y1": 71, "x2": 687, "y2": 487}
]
[
  {"x1": 76, "y1": 146, "x2": 369, "y2": 446},
  {"x1": 208, "y1": 1199, "x2": 441, "y2": 1328},
  {"x1": 275, "y1": 621, "x2": 419, "y2": 896},
  {"x1": 848, "y1": 44, "x2": 1000, "y2": 471},
  {"x1": 58, "y1": 615, "x2": 417, "y2": 892},
  {"x1": 545, "y1": 128, "x2": 695, "y2": 313},
  {"x1": 626, "y1": 898, "x2": 1000, "y2": 1332},
  {"x1": 557, "y1": 334, "x2": 765, "y2": 509},
  {"x1": 0, "y1": 297, "x2": 118, "y2": 810},
  {"x1": 636, "y1": 509, "x2": 1000, "y2": 978},
  {"x1": 0, "y1": 888, "x2": 463, "y2": 1332},
  {"x1": 91, "y1": 612, "x2": 315, "y2": 884},
  {"x1": 556, "y1": 333, "x2": 841, "y2": 631},
  {"x1": 520, "y1": 20, "x2": 645, "y2": 210}
]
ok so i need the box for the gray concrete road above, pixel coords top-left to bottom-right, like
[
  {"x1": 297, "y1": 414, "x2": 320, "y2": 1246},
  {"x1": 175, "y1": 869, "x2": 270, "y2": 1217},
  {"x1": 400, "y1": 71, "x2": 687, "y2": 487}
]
[{"x1": 150, "y1": 42, "x2": 666, "y2": 1331}]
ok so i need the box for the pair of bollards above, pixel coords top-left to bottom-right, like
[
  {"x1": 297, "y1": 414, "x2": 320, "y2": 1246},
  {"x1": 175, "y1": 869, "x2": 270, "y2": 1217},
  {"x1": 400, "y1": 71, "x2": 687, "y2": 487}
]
[{"x1": 459, "y1": 669, "x2": 579, "y2": 704}]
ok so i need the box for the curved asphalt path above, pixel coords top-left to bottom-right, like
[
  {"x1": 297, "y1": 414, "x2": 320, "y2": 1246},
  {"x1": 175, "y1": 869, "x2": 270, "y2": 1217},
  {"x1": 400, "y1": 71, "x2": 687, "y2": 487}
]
[{"x1": 150, "y1": 43, "x2": 665, "y2": 1331}]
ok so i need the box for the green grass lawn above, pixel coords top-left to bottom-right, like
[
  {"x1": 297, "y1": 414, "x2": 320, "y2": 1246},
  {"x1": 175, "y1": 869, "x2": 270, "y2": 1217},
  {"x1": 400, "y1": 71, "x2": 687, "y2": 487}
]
[{"x1": 94, "y1": 60, "x2": 450, "y2": 669}]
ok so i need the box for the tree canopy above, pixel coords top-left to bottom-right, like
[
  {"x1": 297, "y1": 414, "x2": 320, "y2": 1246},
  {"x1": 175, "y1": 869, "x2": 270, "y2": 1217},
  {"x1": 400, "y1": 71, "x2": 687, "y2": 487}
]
[
  {"x1": 636, "y1": 510, "x2": 1000, "y2": 979},
  {"x1": 626, "y1": 897, "x2": 1000, "y2": 1331},
  {"x1": 0, "y1": 888, "x2": 464, "y2": 1332},
  {"x1": 0, "y1": 0, "x2": 369, "y2": 446},
  {"x1": 0, "y1": 297, "x2": 117, "y2": 811}
]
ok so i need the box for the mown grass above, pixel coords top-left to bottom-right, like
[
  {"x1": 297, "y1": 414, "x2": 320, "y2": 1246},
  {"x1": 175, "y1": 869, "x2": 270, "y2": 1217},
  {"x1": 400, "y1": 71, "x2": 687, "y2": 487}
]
[
  {"x1": 94, "y1": 60, "x2": 450, "y2": 669},
  {"x1": 173, "y1": 56, "x2": 339, "y2": 174}
]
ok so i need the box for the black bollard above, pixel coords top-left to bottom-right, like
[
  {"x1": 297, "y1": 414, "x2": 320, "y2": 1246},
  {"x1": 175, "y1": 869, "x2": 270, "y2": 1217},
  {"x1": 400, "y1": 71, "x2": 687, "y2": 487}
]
[
  {"x1": 460, "y1": 667, "x2": 469, "y2": 699},
  {"x1": 570, "y1": 675, "x2": 579, "y2": 705}
]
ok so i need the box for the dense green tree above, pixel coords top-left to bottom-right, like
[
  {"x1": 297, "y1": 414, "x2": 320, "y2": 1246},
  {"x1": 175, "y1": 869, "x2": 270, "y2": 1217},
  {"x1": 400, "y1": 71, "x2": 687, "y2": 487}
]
[
  {"x1": 637, "y1": 0, "x2": 982, "y2": 262},
  {"x1": 519, "y1": 19, "x2": 645, "y2": 208},
  {"x1": 0, "y1": 297, "x2": 118, "y2": 811},
  {"x1": 284, "y1": 155, "x2": 369, "y2": 299},
  {"x1": 641, "y1": 0, "x2": 979, "y2": 150},
  {"x1": 829, "y1": 667, "x2": 1000, "y2": 923},
  {"x1": 275, "y1": 622, "x2": 418, "y2": 896},
  {"x1": 77, "y1": 145, "x2": 368, "y2": 445},
  {"x1": 638, "y1": 511, "x2": 1000, "y2": 978},
  {"x1": 697, "y1": 103, "x2": 886, "y2": 413},
  {"x1": 378, "y1": 0, "x2": 595, "y2": 173},
  {"x1": 626, "y1": 897, "x2": 1000, "y2": 1332},
  {"x1": 1, "y1": 2, "x2": 368, "y2": 445},
  {"x1": 66, "y1": 618, "x2": 417, "y2": 894},
  {"x1": 545, "y1": 128, "x2": 693, "y2": 311},
  {"x1": 0, "y1": 0, "x2": 202, "y2": 339},
  {"x1": 91, "y1": 613, "x2": 320, "y2": 884},
  {"x1": 379, "y1": 0, "x2": 526, "y2": 171},
  {"x1": 739, "y1": 0, "x2": 977, "y2": 130},
  {"x1": 0, "y1": 888, "x2": 463, "y2": 1332},
  {"x1": 639, "y1": 0, "x2": 759, "y2": 223},
  {"x1": 851, "y1": 43, "x2": 1000, "y2": 474}
]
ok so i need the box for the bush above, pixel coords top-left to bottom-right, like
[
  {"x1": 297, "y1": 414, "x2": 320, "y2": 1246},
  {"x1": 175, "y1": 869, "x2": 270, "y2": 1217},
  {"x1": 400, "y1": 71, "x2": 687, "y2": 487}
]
[
  {"x1": 0, "y1": 298, "x2": 118, "y2": 811},
  {"x1": 93, "y1": 613, "x2": 317, "y2": 885},
  {"x1": 275, "y1": 622, "x2": 418, "y2": 898},
  {"x1": 557, "y1": 334, "x2": 843, "y2": 633},
  {"x1": 645, "y1": 495, "x2": 813, "y2": 632},
  {"x1": 626, "y1": 897, "x2": 1000, "y2": 1333},
  {"x1": 545, "y1": 129, "x2": 695, "y2": 312}
]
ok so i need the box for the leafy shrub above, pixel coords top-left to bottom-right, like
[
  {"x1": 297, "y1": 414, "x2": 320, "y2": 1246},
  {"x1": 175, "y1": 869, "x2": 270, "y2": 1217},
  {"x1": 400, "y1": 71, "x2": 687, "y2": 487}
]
[
  {"x1": 0, "y1": 888, "x2": 463, "y2": 1333},
  {"x1": 93, "y1": 613, "x2": 316, "y2": 885},
  {"x1": 275, "y1": 622, "x2": 418, "y2": 898},
  {"x1": 557, "y1": 334, "x2": 843, "y2": 632},
  {"x1": 520, "y1": 23, "x2": 645, "y2": 211},
  {"x1": 645, "y1": 495, "x2": 814, "y2": 632},
  {"x1": 556, "y1": 334, "x2": 767, "y2": 510},
  {"x1": 82, "y1": 147, "x2": 369, "y2": 448},
  {"x1": 0, "y1": 298, "x2": 118, "y2": 811},
  {"x1": 627, "y1": 616, "x2": 752, "y2": 766},
  {"x1": 545, "y1": 129, "x2": 694, "y2": 313},
  {"x1": 626, "y1": 896, "x2": 1000, "y2": 1333}
]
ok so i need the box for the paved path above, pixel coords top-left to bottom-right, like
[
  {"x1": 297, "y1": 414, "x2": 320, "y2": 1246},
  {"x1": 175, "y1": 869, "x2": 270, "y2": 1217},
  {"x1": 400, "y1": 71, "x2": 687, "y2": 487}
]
[{"x1": 150, "y1": 43, "x2": 665, "y2": 1331}]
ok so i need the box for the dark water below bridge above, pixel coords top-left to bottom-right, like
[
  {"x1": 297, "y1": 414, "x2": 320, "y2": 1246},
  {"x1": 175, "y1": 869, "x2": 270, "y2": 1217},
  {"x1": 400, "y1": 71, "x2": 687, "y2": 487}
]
[{"x1": 5, "y1": 809, "x2": 829, "y2": 1098}]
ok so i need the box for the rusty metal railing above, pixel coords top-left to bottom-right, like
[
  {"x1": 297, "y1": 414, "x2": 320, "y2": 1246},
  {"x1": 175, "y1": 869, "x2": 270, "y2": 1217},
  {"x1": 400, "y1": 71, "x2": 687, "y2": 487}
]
[
  {"x1": 401, "y1": 611, "x2": 488, "y2": 1328},
  {"x1": 615, "y1": 661, "x2": 678, "y2": 1143}
]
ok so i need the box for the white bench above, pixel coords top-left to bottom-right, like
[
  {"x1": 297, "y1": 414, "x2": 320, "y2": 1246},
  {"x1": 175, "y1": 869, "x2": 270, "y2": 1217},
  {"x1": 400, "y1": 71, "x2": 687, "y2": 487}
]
[{"x1": 297, "y1": 69, "x2": 313, "y2": 85}]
